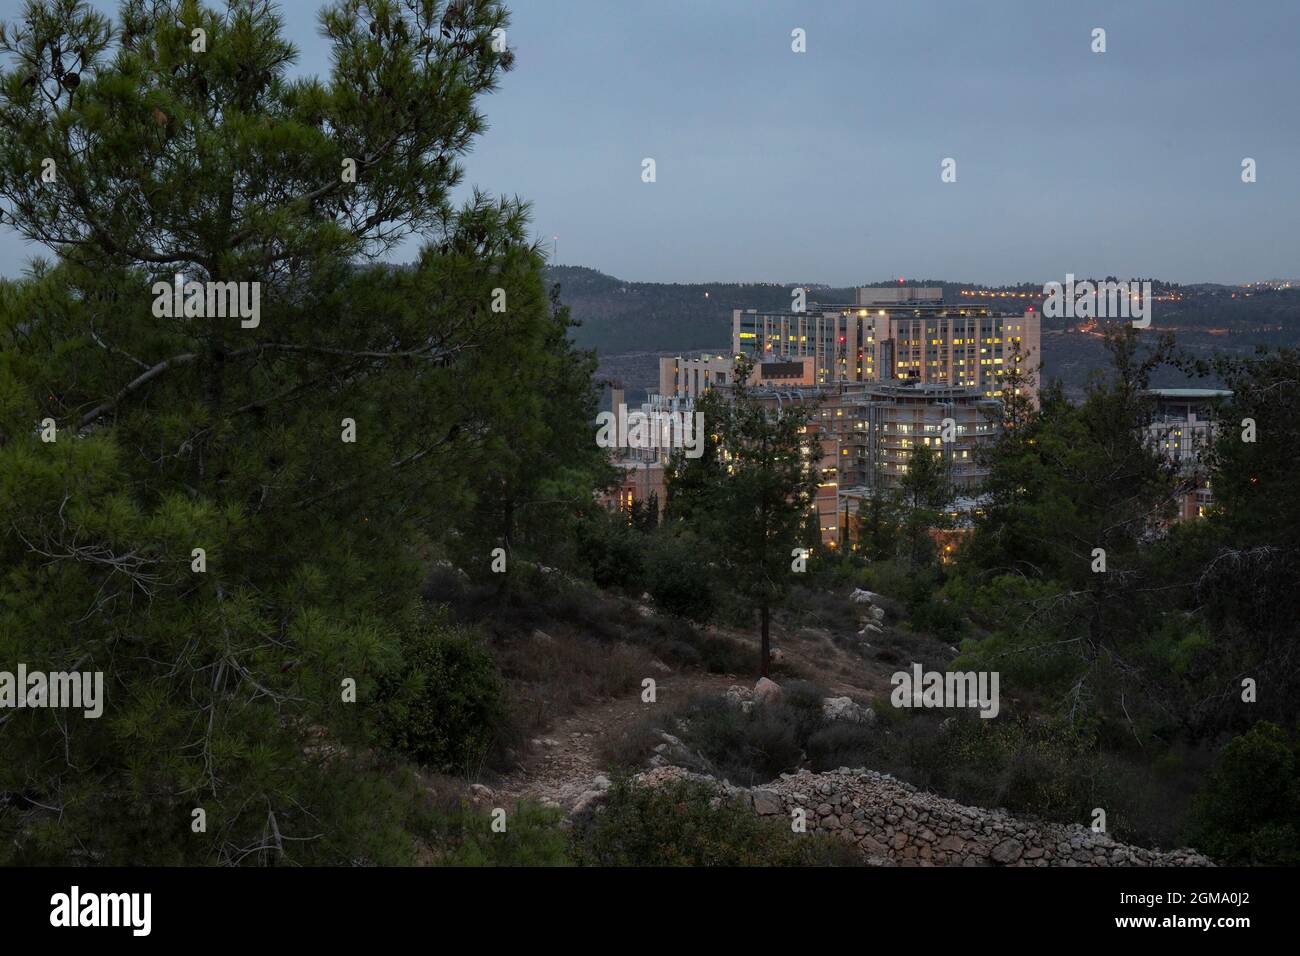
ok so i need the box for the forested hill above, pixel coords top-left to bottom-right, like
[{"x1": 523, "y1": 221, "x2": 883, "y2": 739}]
[
  {"x1": 543, "y1": 265, "x2": 1000, "y2": 352},
  {"x1": 546, "y1": 265, "x2": 1300, "y2": 358},
  {"x1": 541, "y1": 265, "x2": 862, "y2": 353}
]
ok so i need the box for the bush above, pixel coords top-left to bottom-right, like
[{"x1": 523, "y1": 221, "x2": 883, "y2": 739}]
[
  {"x1": 377, "y1": 623, "x2": 505, "y2": 773},
  {"x1": 577, "y1": 512, "x2": 644, "y2": 590},
  {"x1": 572, "y1": 776, "x2": 862, "y2": 866},
  {"x1": 644, "y1": 531, "x2": 715, "y2": 621},
  {"x1": 908, "y1": 595, "x2": 967, "y2": 641},
  {"x1": 435, "y1": 802, "x2": 573, "y2": 867},
  {"x1": 806, "y1": 721, "x2": 877, "y2": 771},
  {"x1": 668, "y1": 694, "x2": 815, "y2": 786},
  {"x1": 1188, "y1": 721, "x2": 1300, "y2": 865}
]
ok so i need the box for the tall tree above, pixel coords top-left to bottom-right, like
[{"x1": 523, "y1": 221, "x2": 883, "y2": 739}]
[
  {"x1": 0, "y1": 0, "x2": 578, "y2": 864},
  {"x1": 897, "y1": 443, "x2": 952, "y2": 569},
  {"x1": 666, "y1": 357, "x2": 818, "y2": 676}
]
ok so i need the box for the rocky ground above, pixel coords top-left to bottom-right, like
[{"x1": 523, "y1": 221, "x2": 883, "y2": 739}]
[{"x1": 494, "y1": 667, "x2": 736, "y2": 814}]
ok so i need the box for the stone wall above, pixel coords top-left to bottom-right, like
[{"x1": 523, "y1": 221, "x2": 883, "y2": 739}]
[{"x1": 637, "y1": 766, "x2": 1213, "y2": 867}]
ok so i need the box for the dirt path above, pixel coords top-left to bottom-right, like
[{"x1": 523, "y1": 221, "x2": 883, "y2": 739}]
[
  {"x1": 496, "y1": 669, "x2": 736, "y2": 807},
  {"x1": 492, "y1": 616, "x2": 897, "y2": 810}
]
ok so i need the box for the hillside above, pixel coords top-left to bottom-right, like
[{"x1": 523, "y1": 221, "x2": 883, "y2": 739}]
[{"x1": 551, "y1": 265, "x2": 1300, "y2": 400}]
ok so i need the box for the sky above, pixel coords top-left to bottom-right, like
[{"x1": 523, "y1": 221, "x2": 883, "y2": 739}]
[{"x1": 1, "y1": 0, "x2": 1297, "y2": 285}]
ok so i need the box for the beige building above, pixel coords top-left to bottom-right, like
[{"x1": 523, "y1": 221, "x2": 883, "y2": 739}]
[
  {"x1": 732, "y1": 288, "x2": 1040, "y2": 402},
  {"x1": 658, "y1": 353, "x2": 735, "y2": 401}
]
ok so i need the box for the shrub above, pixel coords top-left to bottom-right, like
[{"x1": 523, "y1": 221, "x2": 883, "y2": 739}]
[
  {"x1": 435, "y1": 801, "x2": 573, "y2": 867},
  {"x1": 806, "y1": 721, "x2": 877, "y2": 771},
  {"x1": 1188, "y1": 721, "x2": 1300, "y2": 865},
  {"x1": 577, "y1": 512, "x2": 644, "y2": 590},
  {"x1": 572, "y1": 777, "x2": 862, "y2": 866},
  {"x1": 376, "y1": 623, "x2": 505, "y2": 773},
  {"x1": 644, "y1": 531, "x2": 715, "y2": 621},
  {"x1": 908, "y1": 595, "x2": 967, "y2": 641},
  {"x1": 670, "y1": 695, "x2": 805, "y2": 786}
]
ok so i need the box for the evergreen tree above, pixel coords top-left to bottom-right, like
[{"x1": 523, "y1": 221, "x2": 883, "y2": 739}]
[
  {"x1": 897, "y1": 443, "x2": 952, "y2": 569},
  {"x1": 0, "y1": 0, "x2": 589, "y2": 864},
  {"x1": 666, "y1": 357, "x2": 817, "y2": 676}
]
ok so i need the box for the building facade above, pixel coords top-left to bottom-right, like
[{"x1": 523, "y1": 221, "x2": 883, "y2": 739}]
[
  {"x1": 658, "y1": 353, "x2": 735, "y2": 402},
  {"x1": 1144, "y1": 388, "x2": 1232, "y2": 520},
  {"x1": 732, "y1": 288, "x2": 1039, "y2": 402}
]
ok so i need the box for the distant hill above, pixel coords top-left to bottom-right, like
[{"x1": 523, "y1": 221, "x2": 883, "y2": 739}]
[
  {"x1": 547, "y1": 265, "x2": 1300, "y2": 359},
  {"x1": 555, "y1": 265, "x2": 1300, "y2": 404},
  {"x1": 543, "y1": 265, "x2": 987, "y2": 353},
  {"x1": 541, "y1": 265, "x2": 841, "y2": 353}
]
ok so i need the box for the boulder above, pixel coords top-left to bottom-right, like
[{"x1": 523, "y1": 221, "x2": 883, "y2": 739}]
[
  {"x1": 822, "y1": 696, "x2": 875, "y2": 724},
  {"x1": 751, "y1": 789, "x2": 782, "y2": 815},
  {"x1": 991, "y1": 838, "x2": 1024, "y2": 864},
  {"x1": 754, "y1": 677, "x2": 782, "y2": 704},
  {"x1": 871, "y1": 606, "x2": 886, "y2": 622},
  {"x1": 849, "y1": 588, "x2": 879, "y2": 605}
]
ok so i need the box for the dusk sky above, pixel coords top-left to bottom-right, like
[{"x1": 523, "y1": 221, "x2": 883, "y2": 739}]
[{"x1": 2, "y1": 0, "x2": 1297, "y2": 284}]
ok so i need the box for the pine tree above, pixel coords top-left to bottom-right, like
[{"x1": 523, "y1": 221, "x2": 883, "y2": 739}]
[
  {"x1": 666, "y1": 357, "x2": 818, "y2": 676},
  {"x1": 0, "y1": 0, "x2": 582, "y2": 864}
]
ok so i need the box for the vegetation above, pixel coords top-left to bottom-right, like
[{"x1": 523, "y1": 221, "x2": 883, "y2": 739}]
[
  {"x1": 665, "y1": 355, "x2": 819, "y2": 675},
  {"x1": 0, "y1": 0, "x2": 603, "y2": 865},
  {"x1": 571, "y1": 775, "x2": 862, "y2": 866}
]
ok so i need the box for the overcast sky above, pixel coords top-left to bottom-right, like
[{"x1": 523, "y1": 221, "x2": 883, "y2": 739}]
[{"x1": 2, "y1": 0, "x2": 1297, "y2": 285}]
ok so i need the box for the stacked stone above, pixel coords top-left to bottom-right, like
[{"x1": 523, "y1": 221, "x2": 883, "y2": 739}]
[
  {"x1": 634, "y1": 765, "x2": 1212, "y2": 867},
  {"x1": 745, "y1": 768, "x2": 1212, "y2": 866}
]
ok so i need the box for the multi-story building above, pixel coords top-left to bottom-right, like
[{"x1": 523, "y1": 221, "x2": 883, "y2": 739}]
[
  {"x1": 1144, "y1": 388, "x2": 1232, "y2": 520},
  {"x1": 736, "y1": 378, "x2": 1001, "y2": 547},
  {"x1": 844, "y1": 381, "x2": 1000, "y2": 493},
  {"x1": 658, "y1": 353, "x2": 735, "y2": 401},
  {"x1": 732, "y1": 287, "x2": 1039, "y2": 402},
  {"x1": 658, "y1": 353, "x2": 816, "y2": 401}
]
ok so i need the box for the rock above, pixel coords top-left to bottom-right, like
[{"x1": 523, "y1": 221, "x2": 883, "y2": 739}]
[
  {"x1": 871, "y1": 606, "x2": 886, "y2": 622},
  {"x1": 628, "y1": 764, "x2": 1213, "y2": 868},
  {"x1": 591, "y1": 775, "x2": 611, "y2": 791},
  {"x1": 724, "y1": 684, "x2": 753, "y2": 704},
  {"x1": 849, "y1": 588, "x2": 881, "y2": 605},
  {"x1": 467, "y1": 783, "x2": 495, "y2": 806},
  {"x1": 822, "y1": 696, "x2": 875, "y2": 724},
  {"x1": 754, "y1": 677, "x2": 782, "y2": 704},
  {"x1": 531, "y1": 629, "x2": 554, "y2": 644},
  {"x1": 865, "y1": 623, "x2": 885, "y2": 635},
  {"x1": 570, "y1": 789, "x2": 604, "y2": 814},
  {"x1": 769, "y1": 647, "x2": 785, "y2": 665},
  {"x1": 649, "y1": 658, "x2": 673, "y2": 674},
  {"x1": 991, "y1": 839, "x2": 1024, "y2": 864},
  {"x1": 752, "y1": 789, "x2": 782, "y2": 815}
]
